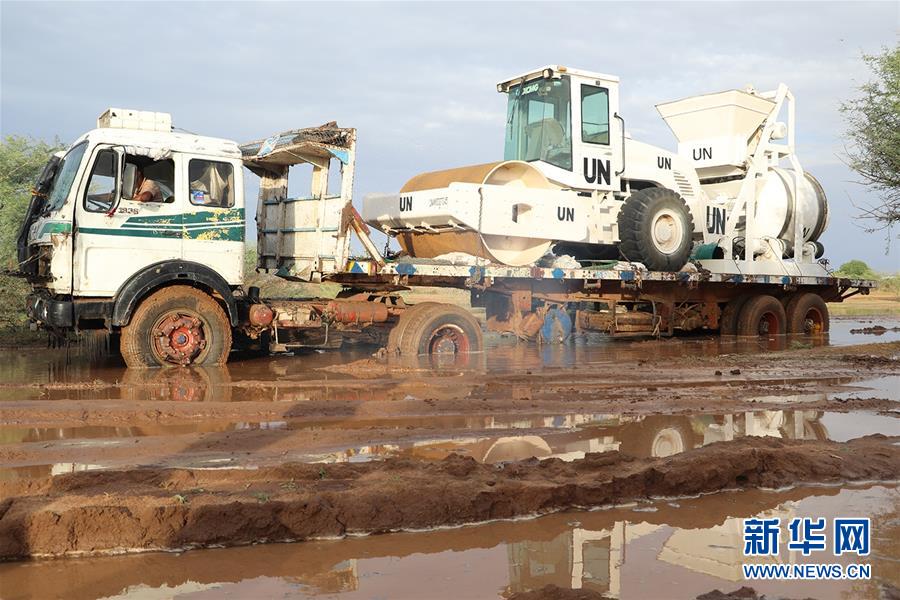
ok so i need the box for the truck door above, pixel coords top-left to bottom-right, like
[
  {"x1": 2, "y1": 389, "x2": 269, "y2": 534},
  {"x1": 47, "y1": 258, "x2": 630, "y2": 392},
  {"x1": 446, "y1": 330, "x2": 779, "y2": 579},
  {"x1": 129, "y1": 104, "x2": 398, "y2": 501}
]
[
  {"x1": 574, "y1": 80, "x2": 622, "y2": 193},
  {"x1": 73, "y1": 147, "x2": 183, "y2": 296},
  {"x1": 181, "y1": 157, "x2": 244, "y2": 284}
]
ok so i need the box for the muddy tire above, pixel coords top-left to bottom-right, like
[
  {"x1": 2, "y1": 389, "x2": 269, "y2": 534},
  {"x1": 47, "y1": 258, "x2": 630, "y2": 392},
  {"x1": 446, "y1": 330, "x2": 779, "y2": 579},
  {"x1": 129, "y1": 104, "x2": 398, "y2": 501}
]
[
  {"x1": 120, "y1": 285, "x2": 232, "y2": 368},
  {"x1": 617, "y1": 188, "x2": 694, "y2": 271},
  {"x1": 735, "y1": 295, "x2": 786, "y2": 337},
  {"x1": 785, "y1": 293, "x2": 829, "y2": 334},
  {"x1": 397, "y1": 304, "x2": 483, "y2": 357},
  {"x1": 386, "y1": 302, "x2": 442, "y2": 354},
  {"x1": 719, "y1": 295, "x2": 751, "y2": 336}
]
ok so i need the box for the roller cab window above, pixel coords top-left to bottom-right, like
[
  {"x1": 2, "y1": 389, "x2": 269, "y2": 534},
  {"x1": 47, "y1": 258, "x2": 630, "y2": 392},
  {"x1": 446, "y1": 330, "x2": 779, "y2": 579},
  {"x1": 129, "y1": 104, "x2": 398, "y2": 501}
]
[
  {"x1": 581, "y1": 85, "x2": 610, "y2": 145},
  {"x1": 189, "y1": 159, "x2": 234, "y2": 207},
  {"x1": 504, "y1": 76, "x2": 573, "y2": 171}
]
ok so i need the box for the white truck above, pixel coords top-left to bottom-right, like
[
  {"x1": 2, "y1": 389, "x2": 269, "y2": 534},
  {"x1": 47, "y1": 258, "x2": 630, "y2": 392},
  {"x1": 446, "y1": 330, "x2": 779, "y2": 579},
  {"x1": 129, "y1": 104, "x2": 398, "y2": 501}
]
[{"x1": 15, "y1": 74, "x2": 873, "y2": 368}]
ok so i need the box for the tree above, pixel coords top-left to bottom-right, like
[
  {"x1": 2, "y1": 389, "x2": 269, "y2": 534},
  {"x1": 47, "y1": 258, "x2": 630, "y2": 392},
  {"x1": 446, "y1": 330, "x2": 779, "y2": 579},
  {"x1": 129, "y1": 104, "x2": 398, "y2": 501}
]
[
  {"x1": 0, "y1": 136, "x2": 63, "y2": 267},
  {"x1": 841, "y1": 46, "x2": 900, "y2": 229},
  {"x1": 834, "y1": 259, "x2": 878, "y2": 279}
]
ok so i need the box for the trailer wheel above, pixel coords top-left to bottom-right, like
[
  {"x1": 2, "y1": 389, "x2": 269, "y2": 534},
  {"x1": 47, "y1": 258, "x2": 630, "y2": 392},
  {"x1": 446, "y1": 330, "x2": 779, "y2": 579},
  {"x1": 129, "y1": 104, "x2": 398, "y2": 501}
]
[
  {"x1": 386, "y1": 302, "x2": 442, "y2": 354},
  {"x1": 398, "y1": 304, "x2": 483, "y2": 357},
  {"x1": 120, "y1": 285, "x2": 232, "y2": 368},
  {"x1": 785, "y1": 293, "x2": 829, "y2": 334},
  {"x1": 617, "y1": 188, "x2": 694, "y2": 271},
  {"x1": 719, "y1": 295, "x2": 751, "y2": 336},
  {"x1": 736, "y1": 295, "x2": 786, "y2": 337}
]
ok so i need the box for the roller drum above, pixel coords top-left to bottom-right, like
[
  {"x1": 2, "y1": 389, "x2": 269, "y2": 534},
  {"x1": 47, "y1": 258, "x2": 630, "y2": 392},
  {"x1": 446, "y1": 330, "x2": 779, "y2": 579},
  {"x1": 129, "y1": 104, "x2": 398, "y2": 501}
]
[{"x1": 397, "y1": 160, "x2": 555, "y2": 266}]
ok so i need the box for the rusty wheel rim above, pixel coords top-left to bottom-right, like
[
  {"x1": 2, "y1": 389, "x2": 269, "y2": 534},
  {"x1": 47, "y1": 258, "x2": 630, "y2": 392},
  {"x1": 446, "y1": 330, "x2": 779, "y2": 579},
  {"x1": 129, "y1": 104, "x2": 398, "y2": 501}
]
[
  {"x1": 427, "y1": 324, "x2": 469, "y2": 355},
  {"x1": 151, "y1": 311, "x2": 208, "y2": 366},
  {"x1": 757, "y1": 312, "x2": 780, "y2": 336},
  {"x1": 803, "y1": 308, "x2": 825, "y2": 334}
]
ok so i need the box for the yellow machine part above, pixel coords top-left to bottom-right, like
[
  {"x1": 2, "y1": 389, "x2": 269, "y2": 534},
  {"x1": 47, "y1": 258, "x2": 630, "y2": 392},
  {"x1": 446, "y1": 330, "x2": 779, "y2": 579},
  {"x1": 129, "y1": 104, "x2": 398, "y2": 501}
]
[{"x1": 397, "y1": 160, "x2": 555, "y2": 266}]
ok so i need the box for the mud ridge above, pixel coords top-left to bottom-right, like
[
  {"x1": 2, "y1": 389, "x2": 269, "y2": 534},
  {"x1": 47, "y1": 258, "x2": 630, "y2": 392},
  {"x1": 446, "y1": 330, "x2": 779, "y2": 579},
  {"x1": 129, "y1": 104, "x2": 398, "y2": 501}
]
[{"x1": 1, "y1": 435, "x2": 898, "y2": 560}]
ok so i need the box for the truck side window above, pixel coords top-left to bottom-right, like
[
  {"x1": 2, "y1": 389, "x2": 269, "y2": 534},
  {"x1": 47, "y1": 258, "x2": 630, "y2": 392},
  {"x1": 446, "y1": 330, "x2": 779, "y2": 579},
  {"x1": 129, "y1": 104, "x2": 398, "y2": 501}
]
[
  {"x1": 188, "y1": 159, "x2": 234, "y2": 207},
  {"x1": 84, "y1": 149, "x2": 118, "y2": 213},
  {"x1": 581, "y1": 85, "x2": 610, "y2": 145}
]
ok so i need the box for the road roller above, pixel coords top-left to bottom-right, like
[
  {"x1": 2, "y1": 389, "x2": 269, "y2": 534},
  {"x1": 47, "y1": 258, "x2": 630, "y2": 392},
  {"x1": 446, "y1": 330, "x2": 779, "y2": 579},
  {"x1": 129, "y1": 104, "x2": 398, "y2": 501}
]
[{"x1": 363, "y1": 65, "x2": 830, "y2": 275}]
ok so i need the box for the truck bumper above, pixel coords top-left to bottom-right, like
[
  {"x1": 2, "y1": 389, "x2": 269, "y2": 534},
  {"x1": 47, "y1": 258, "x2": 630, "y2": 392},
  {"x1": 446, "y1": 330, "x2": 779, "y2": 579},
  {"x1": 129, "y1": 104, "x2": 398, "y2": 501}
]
[{"x1": 26, "y1": 293, "x2": 73, "y2": 327}]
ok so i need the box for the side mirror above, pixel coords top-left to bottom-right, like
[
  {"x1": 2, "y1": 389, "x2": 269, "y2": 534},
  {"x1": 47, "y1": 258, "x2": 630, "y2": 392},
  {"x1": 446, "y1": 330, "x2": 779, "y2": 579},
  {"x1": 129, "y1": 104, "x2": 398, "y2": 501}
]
[{"x1": 122, "y1": 163, "x2": 137, "y2": 200}]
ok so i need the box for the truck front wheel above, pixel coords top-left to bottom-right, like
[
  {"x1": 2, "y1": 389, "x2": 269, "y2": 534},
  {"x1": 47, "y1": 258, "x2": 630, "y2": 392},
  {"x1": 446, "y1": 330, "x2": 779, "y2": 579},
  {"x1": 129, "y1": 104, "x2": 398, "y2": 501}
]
[{"x1": 120, "y1": 285, "x2": 232, "y2": 368}]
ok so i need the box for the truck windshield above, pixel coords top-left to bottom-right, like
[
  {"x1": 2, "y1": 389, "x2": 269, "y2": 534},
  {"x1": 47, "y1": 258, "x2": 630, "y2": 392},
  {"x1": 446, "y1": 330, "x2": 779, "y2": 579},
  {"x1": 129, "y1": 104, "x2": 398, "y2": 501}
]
[
  {"x1": 503, "y1": 76, "x2": 572, "y2": 171},
  {"x1": 45, "y1": 141, "x2": 88, "y2": 213}
]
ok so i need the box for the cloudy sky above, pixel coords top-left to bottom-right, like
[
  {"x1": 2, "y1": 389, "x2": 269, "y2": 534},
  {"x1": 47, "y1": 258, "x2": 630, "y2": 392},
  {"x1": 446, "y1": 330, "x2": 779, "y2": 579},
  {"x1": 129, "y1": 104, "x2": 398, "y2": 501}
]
[{"x1": 2, "y1": 1, "x2": 897, "y2": 270}]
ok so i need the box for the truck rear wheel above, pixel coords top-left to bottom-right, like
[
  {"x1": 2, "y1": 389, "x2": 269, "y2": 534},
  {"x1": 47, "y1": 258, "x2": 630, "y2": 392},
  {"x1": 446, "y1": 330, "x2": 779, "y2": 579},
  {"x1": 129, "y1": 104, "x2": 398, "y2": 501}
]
[
  {"x1": 736, "y1": 295, "x2": 786, "y2": 337},
  {"x1": 617, "y1": 188, "x2": 694, "y2": 271},
  {"x1": 719, "y1": 295, "x2": 751, "y2": 335},
  {"x1": 120, "y1": 285, "x2": 232, "y2": 368},
  {"x1": 397, "y1": 304, "x2": 483, "y2": 357},
  {"x1": 386, "y1": 302, "x2": 442, "y2": 354},
  {"x1": 785, "y1": 293, "x2": 829, "y2": 334}
]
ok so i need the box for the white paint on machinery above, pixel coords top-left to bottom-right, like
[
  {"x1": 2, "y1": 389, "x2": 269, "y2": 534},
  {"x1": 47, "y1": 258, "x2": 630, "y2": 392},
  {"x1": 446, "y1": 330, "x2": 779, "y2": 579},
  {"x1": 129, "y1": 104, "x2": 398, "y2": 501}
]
[{"x1": 365, "y1": 65, "x2": 831, "y2": 277}]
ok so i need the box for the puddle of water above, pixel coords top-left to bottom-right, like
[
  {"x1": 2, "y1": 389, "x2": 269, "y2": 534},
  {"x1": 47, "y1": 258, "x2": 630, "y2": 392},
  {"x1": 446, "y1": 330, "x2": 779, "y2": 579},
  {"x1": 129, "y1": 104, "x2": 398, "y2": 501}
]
[
  {"x1": 299, "y1": 409, "x2": 900, "y2": 466},
  {"x1": 0, "y1": 484, "x2": 895, "y2": 600},
  {"x1": 0, "y1": 317, "x2": 894, "y2": 396},
  {"x1": 7, "y1": 405, "x2": 895, "y2": 481},
  {"x1": 818, "y1": 411, "x2": 900, "y2": 442},
  {"x1": 832, "y1": 375, "x2": 900, "y2": 402}
]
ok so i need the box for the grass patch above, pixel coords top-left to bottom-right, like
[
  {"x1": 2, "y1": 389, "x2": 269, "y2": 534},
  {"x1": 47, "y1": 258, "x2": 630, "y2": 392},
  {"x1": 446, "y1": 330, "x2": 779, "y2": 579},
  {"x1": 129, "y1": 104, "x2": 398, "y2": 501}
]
[
  {"x1": 0, "y1": 272, "x2": 44, "y2": 347},
  {"x1": 829, "y1": 290, "x2": 900, "y2": 317}
]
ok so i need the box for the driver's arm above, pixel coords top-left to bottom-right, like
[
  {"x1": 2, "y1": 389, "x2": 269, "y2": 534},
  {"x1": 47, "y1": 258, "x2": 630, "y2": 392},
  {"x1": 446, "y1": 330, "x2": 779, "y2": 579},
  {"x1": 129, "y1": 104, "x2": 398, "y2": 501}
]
[{"x1": 134, "y1": 180, "x2": 160, "y2": 202}]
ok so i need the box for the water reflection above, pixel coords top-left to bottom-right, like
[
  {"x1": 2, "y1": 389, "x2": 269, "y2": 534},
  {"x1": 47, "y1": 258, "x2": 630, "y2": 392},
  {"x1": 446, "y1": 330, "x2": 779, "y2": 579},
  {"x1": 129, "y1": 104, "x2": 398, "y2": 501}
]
[
  {"x1": 0, "y1": 485, "x2": 895, "y2": 600},
  {"x1": 4, "y1": 405, "x2": 898, "y2": 481},
  {"x1": 312, "y1": 408, "x2": 843, "y2": 465},
  {"x1": 0, "y1": 316, "x2": 894, "y2": 391}
]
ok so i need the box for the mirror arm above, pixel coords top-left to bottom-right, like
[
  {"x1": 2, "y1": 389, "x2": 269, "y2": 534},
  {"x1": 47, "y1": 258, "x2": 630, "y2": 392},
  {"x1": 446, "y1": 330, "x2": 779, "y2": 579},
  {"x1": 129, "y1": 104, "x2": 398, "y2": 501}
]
[{"x1": 106, "y1": 145, "x2": 127, "y2": 216}]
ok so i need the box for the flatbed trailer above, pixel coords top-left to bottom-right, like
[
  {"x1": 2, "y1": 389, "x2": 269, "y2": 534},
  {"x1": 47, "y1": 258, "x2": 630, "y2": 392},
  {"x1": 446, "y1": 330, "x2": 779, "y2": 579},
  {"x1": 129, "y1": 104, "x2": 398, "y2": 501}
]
[{"x1": 274, "y1": 254, "x2": 874, "y2": 353}]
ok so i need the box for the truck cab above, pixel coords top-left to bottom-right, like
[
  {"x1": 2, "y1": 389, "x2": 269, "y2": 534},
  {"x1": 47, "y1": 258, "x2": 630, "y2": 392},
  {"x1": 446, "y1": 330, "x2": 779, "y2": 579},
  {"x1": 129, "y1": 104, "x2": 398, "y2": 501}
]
[{"x1": 20, "y1": 108, "x2": 245, "y2": 331}]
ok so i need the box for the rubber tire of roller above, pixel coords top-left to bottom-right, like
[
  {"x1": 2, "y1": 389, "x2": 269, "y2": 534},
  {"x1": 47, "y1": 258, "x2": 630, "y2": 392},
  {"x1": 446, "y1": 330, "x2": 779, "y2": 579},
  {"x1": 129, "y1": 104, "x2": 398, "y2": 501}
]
[
  {"x1": 386, "y1": 302, "x2": 444, "y2": 354},
  {"x1": 617, "y1": 188, "x2": 695, "y2": 271},
  {"x1": 120, "y1": 285, "x2": 232, "y2": 368},
  {"x1": 735, "y1": 295, "x2": 787, "y2": 337},
  {"x1": 785, "y1": 293, "x2": 830, "y2": 334},
  {"x1": 719, "y1": 295, "x2": 752, "y2": 336},
  {"x1": 398, "y1": 304, "x2": 483, "y2": 357}
]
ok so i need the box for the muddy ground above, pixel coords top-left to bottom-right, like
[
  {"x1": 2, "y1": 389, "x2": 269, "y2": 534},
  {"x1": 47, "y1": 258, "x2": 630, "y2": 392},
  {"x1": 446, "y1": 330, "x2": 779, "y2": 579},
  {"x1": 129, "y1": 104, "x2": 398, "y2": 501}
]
[{"x1": 0, "y1": 323, "x2": 899, "y2": 598}]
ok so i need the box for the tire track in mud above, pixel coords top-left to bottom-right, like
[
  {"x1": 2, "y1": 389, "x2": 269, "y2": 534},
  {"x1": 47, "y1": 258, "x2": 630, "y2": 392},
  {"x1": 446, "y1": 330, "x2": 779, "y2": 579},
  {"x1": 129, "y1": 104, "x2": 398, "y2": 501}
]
[{"x1": 1, "y1": 434, "x2": 898, "y2": 560}]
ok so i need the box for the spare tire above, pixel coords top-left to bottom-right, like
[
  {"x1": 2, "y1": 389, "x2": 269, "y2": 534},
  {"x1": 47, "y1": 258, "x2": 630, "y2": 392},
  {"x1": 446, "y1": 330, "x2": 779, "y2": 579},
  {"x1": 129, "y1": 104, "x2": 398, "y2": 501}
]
[{"x1": 617, "y1": 188, "x2": 694, "y2": 271}]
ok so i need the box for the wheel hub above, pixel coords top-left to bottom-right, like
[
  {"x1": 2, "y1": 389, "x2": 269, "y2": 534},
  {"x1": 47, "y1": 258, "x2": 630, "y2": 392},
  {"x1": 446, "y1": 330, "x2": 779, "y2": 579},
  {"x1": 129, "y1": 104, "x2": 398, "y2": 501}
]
[
  {"x1": 804, "y1": 309, "x2": 825, "y2": 334},
  {"x1": 152, "y1": 313, "x2": 207, "y2": 365},
  {"x1": 651, "y1": 210, "x2": 683, "y2": 254},
  {"x1": 428, "y1": 324, "x2": 469, "y2": 355}
]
